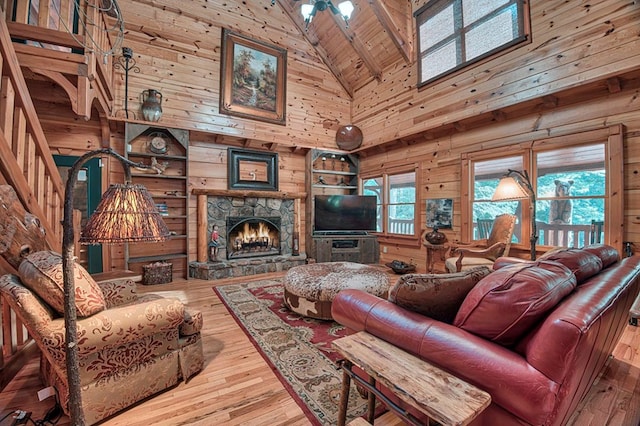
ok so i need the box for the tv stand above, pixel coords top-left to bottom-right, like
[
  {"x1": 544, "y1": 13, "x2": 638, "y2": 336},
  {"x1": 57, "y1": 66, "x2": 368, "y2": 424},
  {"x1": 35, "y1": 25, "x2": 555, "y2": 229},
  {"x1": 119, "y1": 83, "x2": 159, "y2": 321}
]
[{"x1": 311, "y1": 233, "x2": 379, "y2": 264}]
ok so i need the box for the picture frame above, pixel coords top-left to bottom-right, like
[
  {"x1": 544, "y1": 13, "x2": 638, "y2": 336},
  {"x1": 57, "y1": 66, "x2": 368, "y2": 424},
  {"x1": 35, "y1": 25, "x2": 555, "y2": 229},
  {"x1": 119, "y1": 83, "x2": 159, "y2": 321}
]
[
  {"x1": 228, "y1": 148, "x2": 279, "y2": 191},
  {"x1": 426, "y1": 198, "x2": 453, "y2": 229},
  {"x1": 220, "y1": 29, "x2": 287, "y2": 125}
]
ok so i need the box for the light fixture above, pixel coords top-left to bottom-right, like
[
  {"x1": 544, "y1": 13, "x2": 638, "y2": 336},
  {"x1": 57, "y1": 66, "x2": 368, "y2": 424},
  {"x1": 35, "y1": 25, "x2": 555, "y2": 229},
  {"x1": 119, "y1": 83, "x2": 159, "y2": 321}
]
[
  {"x1": 492, "y1": 169, "x2": 538, "y2": 260},
  {"x1": 62, "y1": 148, "x2": 170, "y2": 424},
  {"x1": 295, "y1": 0, "x2": 354, "y2": 29}
]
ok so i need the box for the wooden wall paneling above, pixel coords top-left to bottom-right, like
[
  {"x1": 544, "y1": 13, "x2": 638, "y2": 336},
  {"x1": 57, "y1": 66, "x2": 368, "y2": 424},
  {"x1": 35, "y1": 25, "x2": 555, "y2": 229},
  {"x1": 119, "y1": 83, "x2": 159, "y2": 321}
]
[
  {"x1": 353, "y1": 1, "x2": 640, "y2": 147},
  {"x1": 116, "y1": 0, "x2": 351, "y2": 151}
]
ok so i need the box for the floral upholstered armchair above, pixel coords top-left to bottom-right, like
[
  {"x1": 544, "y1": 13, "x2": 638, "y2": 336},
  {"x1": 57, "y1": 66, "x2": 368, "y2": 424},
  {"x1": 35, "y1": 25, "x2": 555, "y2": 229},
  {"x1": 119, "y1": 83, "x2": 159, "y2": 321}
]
[{"x1": 0, "y1": 250, "x2": 204, "y2": 425}]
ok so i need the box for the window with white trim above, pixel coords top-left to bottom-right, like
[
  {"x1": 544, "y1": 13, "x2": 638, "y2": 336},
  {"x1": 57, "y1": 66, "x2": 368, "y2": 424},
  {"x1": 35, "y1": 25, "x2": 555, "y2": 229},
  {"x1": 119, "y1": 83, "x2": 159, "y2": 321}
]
[{"x1": 362, "y1": 170, "x2": 417, "y2": 236}]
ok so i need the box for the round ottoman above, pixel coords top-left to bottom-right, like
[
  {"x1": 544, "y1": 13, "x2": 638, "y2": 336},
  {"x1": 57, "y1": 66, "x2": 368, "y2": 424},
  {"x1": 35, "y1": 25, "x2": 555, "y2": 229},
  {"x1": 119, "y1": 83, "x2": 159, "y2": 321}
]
[{"x1": 283, "y1": 262, "x2": 389, "y2": 320}]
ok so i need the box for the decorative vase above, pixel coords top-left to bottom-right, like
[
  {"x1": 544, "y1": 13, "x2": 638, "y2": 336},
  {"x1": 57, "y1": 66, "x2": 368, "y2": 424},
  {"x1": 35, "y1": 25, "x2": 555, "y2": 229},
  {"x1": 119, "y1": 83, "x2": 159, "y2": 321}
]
[
  {"x1": 425, "y1": 227, "x2": 447, "y2": 245},
  {"x1": 140, "y1": 89, "x2": 163, "y2": 122}
]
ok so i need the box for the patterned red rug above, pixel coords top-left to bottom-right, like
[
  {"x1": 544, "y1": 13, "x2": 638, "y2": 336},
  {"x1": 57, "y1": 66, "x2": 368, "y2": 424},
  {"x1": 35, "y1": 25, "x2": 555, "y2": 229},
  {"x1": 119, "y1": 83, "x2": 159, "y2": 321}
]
[{"x1": 214, "y1": 277, "x2": 370, "y2": 425}]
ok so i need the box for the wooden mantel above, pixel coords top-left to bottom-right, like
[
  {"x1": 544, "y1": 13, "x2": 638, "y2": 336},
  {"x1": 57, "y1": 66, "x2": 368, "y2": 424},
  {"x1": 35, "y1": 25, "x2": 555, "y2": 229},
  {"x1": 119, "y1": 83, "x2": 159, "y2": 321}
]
[
  {"x1": 192, "y1": 189, "x2": 307, "y2": 200},
  {"x1": 193, "y1": 189, "x2": 307, "y2": 262}
]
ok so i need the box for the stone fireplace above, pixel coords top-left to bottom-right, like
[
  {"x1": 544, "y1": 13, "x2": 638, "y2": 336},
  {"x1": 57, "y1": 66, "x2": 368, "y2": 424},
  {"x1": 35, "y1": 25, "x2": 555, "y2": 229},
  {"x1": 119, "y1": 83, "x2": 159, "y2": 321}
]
[
  {"x1": 226, "y1": 216, "x2": 281, "y2": 259},
  {"x1": 189, "y1": 191, "x2": 306, "y2": 280}
]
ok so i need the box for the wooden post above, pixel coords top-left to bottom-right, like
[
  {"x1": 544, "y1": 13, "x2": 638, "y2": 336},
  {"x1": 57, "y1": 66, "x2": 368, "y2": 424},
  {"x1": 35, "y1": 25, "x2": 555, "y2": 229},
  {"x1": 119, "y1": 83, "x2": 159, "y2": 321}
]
[{"x1": 197, "y1": 194, "x2": 208, "y2": 263}]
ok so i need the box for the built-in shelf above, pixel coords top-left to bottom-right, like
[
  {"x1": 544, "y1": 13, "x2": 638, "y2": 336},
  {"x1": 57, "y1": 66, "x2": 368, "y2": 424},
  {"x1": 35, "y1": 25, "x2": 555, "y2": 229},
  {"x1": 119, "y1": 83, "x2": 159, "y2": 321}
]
[{"x1": 125, "y1": 123, "x2": 189, "y2": 279}]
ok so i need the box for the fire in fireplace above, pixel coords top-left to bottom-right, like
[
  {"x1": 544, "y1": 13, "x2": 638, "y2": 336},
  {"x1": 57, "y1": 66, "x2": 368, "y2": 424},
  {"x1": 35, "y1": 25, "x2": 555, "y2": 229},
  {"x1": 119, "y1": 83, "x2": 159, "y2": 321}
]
[{"x1": 226, "y1": 216, "x2": 281, "y2": 259}]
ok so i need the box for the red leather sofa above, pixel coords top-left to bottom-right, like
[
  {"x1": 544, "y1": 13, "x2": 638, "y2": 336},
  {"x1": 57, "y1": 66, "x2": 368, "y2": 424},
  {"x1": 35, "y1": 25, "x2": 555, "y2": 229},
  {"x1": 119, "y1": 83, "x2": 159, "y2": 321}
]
[{"x1": 332, "y1": 245, "x2": 640, "y2": 425}]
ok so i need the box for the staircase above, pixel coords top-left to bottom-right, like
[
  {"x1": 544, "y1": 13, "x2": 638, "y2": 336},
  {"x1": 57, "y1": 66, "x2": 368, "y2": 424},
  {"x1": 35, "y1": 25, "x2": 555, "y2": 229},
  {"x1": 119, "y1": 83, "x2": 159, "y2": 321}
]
[{"x1": 0, "y1": 15, "x2": 65, "y2": 390}]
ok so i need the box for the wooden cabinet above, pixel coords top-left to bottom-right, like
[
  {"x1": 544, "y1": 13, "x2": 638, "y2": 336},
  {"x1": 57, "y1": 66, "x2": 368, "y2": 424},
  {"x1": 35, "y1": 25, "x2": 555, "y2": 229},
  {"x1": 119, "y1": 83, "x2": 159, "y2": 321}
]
[
  {"x1": 124, "y1": 123, "x2": 189, "y2": 279},
  {"x1": 312, "y1": 234, "x2": 379, "y2": 264}
]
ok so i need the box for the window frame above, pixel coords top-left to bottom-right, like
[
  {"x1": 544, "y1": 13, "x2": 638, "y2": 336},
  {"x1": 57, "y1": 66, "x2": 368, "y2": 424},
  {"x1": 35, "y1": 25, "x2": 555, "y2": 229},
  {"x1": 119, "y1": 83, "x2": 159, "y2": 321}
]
[
  {"x1": 414, "y1": 0, "x2": 530, "y2": 88},
  {"x1": 361, "y1": 165, "x2": 419, "y2": 244},
  {"x1": 461, "y1": 125, "x2": 623, "y2": 255}
]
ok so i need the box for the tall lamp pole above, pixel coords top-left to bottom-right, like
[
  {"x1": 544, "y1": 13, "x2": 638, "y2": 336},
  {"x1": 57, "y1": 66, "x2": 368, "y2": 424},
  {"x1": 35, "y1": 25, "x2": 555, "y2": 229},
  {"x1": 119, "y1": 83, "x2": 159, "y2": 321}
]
[
  {"x1": 62, "y1": 148, "x2": 169, "y2": 425},
  {"x1": 492, "y1": 169, "x2": 537, "y2": 260}
]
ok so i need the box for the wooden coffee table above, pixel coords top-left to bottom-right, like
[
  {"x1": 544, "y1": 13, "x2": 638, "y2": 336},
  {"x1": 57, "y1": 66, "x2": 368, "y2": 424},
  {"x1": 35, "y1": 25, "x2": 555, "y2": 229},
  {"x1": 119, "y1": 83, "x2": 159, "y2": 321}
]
[{"x1": 333, "y1": 332, "x2": 491, "y2": 426}]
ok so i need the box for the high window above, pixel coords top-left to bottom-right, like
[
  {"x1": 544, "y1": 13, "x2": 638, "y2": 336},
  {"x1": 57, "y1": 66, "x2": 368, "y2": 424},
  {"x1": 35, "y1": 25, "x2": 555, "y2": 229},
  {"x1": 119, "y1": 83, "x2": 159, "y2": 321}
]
[
  {"x1": 362, "y1": 169, "x2": 417, "y2": 238},
  {"x1": 415, "y1": 0, "x2": 529, "y2": 87},
  {"x1": 461, "y1": 126, "x2": 623, "y2": 254}
]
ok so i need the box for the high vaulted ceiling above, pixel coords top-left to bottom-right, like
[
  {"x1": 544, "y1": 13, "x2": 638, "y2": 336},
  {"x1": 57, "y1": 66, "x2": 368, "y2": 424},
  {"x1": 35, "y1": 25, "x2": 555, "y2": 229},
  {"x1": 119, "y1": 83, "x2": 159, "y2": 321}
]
[{"x1": 274, "y1": 0, "x2": 414, "y2": 97}]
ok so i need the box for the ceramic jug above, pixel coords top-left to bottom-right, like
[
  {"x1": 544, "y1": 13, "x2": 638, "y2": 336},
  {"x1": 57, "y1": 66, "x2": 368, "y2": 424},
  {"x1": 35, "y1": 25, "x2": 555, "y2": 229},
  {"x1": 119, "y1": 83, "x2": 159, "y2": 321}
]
[{"x1": 141, "y1": 89, "x2": 163, "y2": 122}]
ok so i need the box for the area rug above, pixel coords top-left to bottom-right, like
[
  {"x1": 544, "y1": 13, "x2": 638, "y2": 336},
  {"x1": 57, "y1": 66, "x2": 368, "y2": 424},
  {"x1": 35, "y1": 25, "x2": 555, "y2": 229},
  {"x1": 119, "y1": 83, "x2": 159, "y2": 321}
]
[{"x1": 214, "y1": 278, "x2": 370, "y2": 425}]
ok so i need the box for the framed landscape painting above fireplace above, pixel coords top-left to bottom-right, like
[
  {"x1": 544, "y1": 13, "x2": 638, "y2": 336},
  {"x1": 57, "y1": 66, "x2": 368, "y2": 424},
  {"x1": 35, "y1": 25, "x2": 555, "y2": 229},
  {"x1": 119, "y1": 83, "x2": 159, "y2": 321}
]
[{"x1": 219, "y1": 28, "x2": 287, "y2": 125}]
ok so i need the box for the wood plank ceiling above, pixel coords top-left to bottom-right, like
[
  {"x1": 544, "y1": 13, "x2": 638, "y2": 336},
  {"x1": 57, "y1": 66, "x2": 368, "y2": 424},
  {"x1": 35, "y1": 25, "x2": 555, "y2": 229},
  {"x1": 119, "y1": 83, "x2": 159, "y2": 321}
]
[{"x1": 274, "y1": 0, "x2": 413, "y2": 97}]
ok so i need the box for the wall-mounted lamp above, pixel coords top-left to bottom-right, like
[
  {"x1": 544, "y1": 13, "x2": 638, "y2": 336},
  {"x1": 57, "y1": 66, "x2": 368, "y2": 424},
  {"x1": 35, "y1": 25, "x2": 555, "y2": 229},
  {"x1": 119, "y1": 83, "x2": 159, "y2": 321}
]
[
  {"x1": 492, "y1": 169, "x2": 537, "y2": 260},
  {"x1": 63, "y1": 148, "x2": 170, "y2": 424}
]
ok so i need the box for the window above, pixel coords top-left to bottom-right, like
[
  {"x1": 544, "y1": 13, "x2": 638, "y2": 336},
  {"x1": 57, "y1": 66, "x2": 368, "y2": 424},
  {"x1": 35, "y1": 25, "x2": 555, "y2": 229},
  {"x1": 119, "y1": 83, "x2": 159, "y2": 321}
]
[
  {"x1": 363, "y1": 170, "x2": 417, "y2": 237},
  {"x1": 461, "y1": 126, "x2": 623, "y2": 254},
  {"x1": 415, "y1": 0, "x2": 529, "y2": 87}
]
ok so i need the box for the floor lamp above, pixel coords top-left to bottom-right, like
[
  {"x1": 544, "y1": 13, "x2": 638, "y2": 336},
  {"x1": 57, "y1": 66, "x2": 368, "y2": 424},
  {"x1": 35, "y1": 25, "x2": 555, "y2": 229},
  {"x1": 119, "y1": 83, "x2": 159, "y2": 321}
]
[
  {"x1": 492, "y1": 169, "x2": 538, "y2": 260},
  {"x1": 62, "y1": 148, "x2": 170, "y2": 425}
]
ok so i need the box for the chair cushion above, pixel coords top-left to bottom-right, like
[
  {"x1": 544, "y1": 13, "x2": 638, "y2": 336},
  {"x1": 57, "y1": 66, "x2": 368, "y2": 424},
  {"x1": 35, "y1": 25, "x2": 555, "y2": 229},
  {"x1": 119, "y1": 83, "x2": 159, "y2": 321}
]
[
  {"x1": 18, "y1": 250, "x2": 106, "y2": 317},
  {"x1": 388, "y1": 266, "x2": 492, "y2": 323},
  {"x1": 539, "y1": 248, "x2": 603, "y2": 284},
  {"x1": 453, "y1": 261, "x2": 576, "y2": 346}
]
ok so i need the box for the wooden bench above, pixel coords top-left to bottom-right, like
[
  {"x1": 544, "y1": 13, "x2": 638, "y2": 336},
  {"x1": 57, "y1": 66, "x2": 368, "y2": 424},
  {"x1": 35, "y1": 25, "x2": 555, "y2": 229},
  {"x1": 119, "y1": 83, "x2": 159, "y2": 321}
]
[{"x1": 333, "y1": 332, "x2": 491, "y2": 426}]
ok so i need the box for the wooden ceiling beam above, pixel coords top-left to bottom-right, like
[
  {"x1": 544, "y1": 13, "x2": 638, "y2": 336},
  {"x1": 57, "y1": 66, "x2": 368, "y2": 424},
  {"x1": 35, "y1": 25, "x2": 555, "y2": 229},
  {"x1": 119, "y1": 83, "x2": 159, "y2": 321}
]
[
  {"x1": 275, "y1": 0, "x2": 354, "y2": 98},
  {"x1": 368, "y1": 0, "x2": 413, "y2": 63},
  {"x1": 331, "y1": 14, "x2": 383, "y2": 82}
]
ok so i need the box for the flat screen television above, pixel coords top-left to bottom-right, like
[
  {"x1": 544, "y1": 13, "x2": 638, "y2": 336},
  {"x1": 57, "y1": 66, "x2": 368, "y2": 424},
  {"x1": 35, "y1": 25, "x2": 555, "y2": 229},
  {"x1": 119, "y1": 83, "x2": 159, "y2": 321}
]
[{"x1": 314, "y1": 195, "x2": 377, "y2": 233}]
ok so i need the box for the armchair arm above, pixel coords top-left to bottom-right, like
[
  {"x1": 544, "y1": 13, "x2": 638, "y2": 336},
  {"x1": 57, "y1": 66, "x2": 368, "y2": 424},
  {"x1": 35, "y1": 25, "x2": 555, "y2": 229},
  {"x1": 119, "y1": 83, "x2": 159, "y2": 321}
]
[
  {"x1": 44, "y1": 297, "x2": 185, "y2": 360},
  {"x1": 453, "y1": 242, "x2": 506, "y2": 272},
  {"x1": 96, "y1": 279, "x2": 138, "y2": 308}
]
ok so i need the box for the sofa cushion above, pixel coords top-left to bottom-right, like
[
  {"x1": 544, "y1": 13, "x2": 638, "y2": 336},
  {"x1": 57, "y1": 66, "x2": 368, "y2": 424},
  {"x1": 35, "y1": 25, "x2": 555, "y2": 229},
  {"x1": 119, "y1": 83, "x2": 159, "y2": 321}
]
[
  {"x1": 18, "y1": 250, "x2": 106, "y2": 317},
  {"x1": 453, "y1": 261, "x2": 576, "y2": 345},
  {"x1": 582, "y1": 244, "x2": 619, "y2": 269},
  {"x1": 539, "y1": 248, "x2": 602, "y2": 284},
  {"x1": 388, "y1": 266, "x2": 491, "y2": 323}
]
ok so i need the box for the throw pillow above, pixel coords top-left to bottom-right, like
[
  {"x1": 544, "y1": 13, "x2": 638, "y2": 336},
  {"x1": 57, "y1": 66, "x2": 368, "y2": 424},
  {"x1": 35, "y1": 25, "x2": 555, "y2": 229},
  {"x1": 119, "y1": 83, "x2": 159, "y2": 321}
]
[
  {"x1": 18, "y1": 250, "x2": 106, "y2": 317},
  {"x1": 539, "y1": 248, "x2": 602, "y2": 284},
  {"x1": 453, "y1": 261, "x2": 576, "y2": 346},
  {"x1": 388, "y1": 266, "x2": 492, "y2": 323}
]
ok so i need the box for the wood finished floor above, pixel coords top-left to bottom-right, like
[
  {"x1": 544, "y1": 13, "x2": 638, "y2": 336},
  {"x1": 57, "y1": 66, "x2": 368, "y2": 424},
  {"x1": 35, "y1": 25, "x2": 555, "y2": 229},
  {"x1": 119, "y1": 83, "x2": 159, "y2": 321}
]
[{"x1": 1, "y1": 273, "x2": 639, "y2": 426}]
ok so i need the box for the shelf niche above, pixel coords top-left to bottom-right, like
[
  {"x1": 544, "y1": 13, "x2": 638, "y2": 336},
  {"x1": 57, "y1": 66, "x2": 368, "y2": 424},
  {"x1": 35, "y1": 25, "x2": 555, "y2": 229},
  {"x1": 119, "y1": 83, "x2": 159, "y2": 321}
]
[{"x1": 124, "y1": 123, "x2": 189, "y2": 280}]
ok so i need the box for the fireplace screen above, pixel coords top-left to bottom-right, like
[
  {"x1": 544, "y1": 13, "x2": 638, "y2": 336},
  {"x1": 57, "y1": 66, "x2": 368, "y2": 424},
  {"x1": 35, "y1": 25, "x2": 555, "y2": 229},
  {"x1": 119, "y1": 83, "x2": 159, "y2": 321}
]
[{"x1": 226, "y1": 216, "x2": 281, "y2": 259}]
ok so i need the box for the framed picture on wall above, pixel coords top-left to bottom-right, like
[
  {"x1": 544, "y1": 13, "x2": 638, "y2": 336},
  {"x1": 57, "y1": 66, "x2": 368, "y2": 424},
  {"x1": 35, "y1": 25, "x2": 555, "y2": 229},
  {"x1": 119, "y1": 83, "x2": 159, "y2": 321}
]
[
  {"x1": 426, "y1": 198, "x2": 453, "y2": 229},
  {"x1": 219, "y1": 29, "x2": 287, "y2": 125}
]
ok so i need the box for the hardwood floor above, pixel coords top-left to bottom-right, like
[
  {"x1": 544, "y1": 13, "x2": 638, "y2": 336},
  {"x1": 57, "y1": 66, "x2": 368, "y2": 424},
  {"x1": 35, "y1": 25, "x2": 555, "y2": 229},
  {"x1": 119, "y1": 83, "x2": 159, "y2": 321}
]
[{"x1": 1, "y1": 273, "x2": 639, "y2": 425}]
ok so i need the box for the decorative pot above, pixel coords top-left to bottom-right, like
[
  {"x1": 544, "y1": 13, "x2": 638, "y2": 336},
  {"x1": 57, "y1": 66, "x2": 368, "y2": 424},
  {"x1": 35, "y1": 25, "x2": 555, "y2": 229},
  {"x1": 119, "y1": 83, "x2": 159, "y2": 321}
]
[
  {"x1": 425, "y1": 227, "x2": 447, "y2": 245},
  {"x1": 336, "y1": 125, "x2": 363, "y2": 150},
  {"x1": 141, "y1": 89, "x2": 163, "y2": 122}
]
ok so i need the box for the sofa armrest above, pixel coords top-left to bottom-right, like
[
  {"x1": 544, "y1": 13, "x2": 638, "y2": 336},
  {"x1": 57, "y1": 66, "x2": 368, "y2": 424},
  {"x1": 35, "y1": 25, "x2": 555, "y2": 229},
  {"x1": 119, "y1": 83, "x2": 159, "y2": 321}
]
[
  {"x1": 43, "y1": 297, "x2": 185, "y2": 358},
  {"x1": 332, "y1": 289, "x2": 558, "y2": 425},
  {"x1": 96, "y1": 279, "x2": 138, "y2": 308},
  {"x1": 630, "y1": 290, "x2": 640, "y2": 326}
]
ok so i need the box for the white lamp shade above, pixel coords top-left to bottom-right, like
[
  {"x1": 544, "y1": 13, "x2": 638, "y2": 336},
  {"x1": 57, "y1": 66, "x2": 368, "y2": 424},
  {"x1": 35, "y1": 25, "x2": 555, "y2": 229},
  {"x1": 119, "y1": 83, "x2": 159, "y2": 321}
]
[
  {"x1": 301, "y1": 3, "x2": 314, "y2": 20},
  {"x1": 492, "y1": 176, "x2": 529, "y2": 201},
  {"x1": 338, "y1": 1, "x2": 354, "y2": 19}
]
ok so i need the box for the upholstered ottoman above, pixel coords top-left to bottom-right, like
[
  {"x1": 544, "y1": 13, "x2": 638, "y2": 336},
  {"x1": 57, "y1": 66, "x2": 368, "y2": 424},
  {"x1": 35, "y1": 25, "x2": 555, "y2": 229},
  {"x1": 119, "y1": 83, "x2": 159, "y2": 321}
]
[{"x1": 283, "y1": 262, "x2": 389, "y2": 320}]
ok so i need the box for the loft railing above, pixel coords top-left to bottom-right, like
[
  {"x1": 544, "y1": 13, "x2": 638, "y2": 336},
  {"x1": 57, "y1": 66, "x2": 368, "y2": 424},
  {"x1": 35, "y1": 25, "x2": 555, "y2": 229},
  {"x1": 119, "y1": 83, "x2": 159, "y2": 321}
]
[
  {"x1": 1, "y1": 0, "x2": 115, "y2": 118},
  {"x1": 0, "y1": 16, "x2": 65, "y2": 390}
]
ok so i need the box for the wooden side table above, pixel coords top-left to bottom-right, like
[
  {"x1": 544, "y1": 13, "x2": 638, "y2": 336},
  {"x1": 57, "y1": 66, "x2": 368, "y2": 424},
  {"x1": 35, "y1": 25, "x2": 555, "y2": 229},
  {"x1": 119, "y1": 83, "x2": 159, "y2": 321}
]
[
  {"x1": 333, "y1": 332, "x2": 491, "y2": 426},
  {"x1": 423, "y1": 242, "x2": 449, "y2": 273}
]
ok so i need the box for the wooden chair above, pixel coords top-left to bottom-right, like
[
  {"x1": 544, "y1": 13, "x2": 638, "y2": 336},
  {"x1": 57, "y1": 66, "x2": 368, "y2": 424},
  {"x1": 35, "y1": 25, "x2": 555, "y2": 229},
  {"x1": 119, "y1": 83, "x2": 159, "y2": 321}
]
[
  {"x1": 445, "y1": 213, "x2": 517, "y2": 273},
  {"x1": 476, "y1": 218, "x2": 494, "y2": 239}
]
